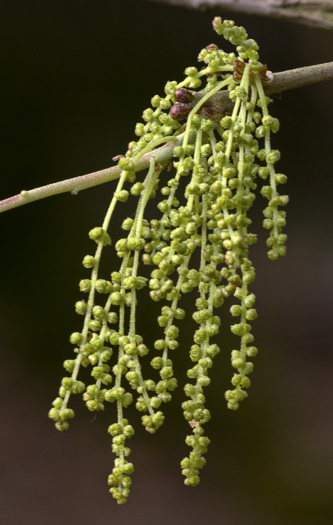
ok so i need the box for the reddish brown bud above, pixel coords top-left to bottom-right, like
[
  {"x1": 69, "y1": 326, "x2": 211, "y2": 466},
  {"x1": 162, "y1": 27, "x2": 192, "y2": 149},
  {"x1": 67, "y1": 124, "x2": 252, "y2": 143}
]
[
  {"x1": 169, "y1": 103, "x2": 191, "y2": 121},
  {"x1": 233, "y1": 58, "x2": 245, "y2": 73},
  {"x1": 260, "y1": 65, "x2": 274, "y2": 86},
  {"x1": 233, "y1": 58, "x2": 245, "y2": 83},
  {"x1": 174, "y1": 88, "x2": 193, "y2": 103},
  {"x1": 154, "y1": 162, "x2": 163, "y2": 173},
  {"x1": 112, "y1": 154, "x2": 124, "y2": 162},
  {"x1": 200, "y1": 106, "x2": 224, "y2": 122},
  {"x1": 206, "y1": 43, "x2": 219, "y2": 50}
]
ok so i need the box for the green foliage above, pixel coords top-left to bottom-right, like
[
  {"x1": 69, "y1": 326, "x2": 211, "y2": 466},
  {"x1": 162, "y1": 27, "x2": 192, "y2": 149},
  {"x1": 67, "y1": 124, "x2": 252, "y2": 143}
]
[{"x1": 49, "y1": 17, "x2": 287, "y2": 503}]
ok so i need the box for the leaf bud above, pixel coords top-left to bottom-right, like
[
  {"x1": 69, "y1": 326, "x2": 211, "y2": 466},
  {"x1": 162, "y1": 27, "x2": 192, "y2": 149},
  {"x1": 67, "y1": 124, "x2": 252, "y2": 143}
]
[
  {"x1": 169, "y1": 103, "x2": 191, "y2": 121},
  {"x1": 175, "y1": 88, "x2": 194, "y2": 103}
]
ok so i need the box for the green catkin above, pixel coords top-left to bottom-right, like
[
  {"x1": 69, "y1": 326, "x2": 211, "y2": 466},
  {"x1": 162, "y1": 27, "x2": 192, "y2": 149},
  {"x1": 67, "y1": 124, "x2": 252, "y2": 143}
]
[{"x1": 49, "y1": 17, "x2": 287, "y2": 503}]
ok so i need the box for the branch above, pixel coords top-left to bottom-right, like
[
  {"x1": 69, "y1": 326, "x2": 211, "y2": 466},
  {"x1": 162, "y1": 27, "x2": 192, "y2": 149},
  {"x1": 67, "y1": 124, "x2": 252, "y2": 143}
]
[
  {"x1": 0, "y1": 139, "x2": 180, "y2": 213},
  {"x1": 1, "y1": 62, "x2": 332, "y2": 214},
  {"x1": 265, "y1": 61, "x2": 333, "y2": 94},
  {"x1": 145, "y1": 0, "x2": 333, "y2": 30}
]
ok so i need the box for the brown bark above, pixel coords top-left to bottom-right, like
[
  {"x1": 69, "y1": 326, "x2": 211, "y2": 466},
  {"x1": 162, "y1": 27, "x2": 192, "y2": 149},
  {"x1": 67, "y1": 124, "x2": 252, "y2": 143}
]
[{"x1": 145, "y1": 0, "x2": 333, "y2": 30}]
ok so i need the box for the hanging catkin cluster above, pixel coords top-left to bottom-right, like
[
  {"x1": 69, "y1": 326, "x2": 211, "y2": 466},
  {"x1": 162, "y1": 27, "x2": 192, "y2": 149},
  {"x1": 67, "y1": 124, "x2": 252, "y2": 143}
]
[{"x1": 49, "y1": 18, "x2": 288, "y2": 504}]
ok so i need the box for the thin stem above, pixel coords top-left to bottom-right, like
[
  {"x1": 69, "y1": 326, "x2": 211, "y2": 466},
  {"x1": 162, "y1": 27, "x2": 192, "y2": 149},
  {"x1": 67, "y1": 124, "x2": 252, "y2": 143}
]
[
  {"x1": 256, "y1": 75, "x2": 279, "y2": 241},
  {"x1": 129, "y1": 158, "x2": 158, "y2": 337},
  {"x1": 125, "y1": 158, "x2": 160, "y2": 420},
  {"x1": 187, "y1": 127, "x2": 203, "y2": 211}
]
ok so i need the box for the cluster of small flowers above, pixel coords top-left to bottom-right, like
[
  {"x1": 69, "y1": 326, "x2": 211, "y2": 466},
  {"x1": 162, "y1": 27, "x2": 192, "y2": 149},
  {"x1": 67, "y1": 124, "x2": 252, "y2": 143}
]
[{"x1": 49, "y1": 17, "x2": 287, "y2": 502}]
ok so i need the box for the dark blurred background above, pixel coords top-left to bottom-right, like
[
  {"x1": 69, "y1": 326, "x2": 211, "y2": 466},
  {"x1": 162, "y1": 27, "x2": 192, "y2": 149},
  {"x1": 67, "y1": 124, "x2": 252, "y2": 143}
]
[{"x1": 1, "y1": 1, "x2": 333, "y2": 524}]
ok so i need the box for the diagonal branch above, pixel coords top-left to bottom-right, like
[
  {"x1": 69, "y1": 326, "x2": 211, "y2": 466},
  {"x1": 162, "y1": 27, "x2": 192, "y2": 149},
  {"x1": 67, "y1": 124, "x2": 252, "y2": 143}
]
[
  {"x1": 144, "y1": 0, "x2": 333, "y2": 30},
  {"x1": 0, "y1": 140, "x2": 181, "y2": 213},
  {"x1": 1, "y1": 61, "x2": 333, "y2": 214},
  {"x1": 264, "y1": 61, "x2": 333, "y2": 94}
]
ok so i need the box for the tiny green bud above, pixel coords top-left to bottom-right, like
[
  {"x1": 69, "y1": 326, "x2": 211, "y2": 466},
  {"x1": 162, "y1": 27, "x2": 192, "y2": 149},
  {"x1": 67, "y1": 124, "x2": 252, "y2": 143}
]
[
  {"x1": 79, "y1": 279, "x2": 91, "y2": 292},
  {"x1": 122, "y1": 218, "x2": 134, "y2": 230},
  {"x1": 115, "y1": 190, "x2": 129, "y2": 202},
  {"x1": 173, "y1": 146, "x2": 184, "y2": 157},
  {"x1": 118, "y1": 158, "x2": 134, "y2": 171},
  {"x1": 131, "y1": 182, "x2": 144, "y2": 196},
  {"x1": 246, "y1": 308, "x2": 258, "y2": 321},
  {"x1": 89, "y1": 227, "x2": 111, "y2": 246},
  {"x1": 75, "y1": 300, "x2": 87, "y2": 315},
  {"x1": 82, "y1": 255, "x2": 96, "y2": 268},
  {"x1": 70, "y1": 332, "x2": 82, "y2": 345}
]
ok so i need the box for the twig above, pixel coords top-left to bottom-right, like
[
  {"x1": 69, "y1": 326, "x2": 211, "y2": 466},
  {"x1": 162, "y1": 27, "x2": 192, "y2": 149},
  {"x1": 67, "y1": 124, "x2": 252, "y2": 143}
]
[
  {"x1": 144, "y1": 0, "x2": 333, "y2": 30},
  {"x1": 1, "y1": 62, "x2": 332, "y2": 214},
  {"x1": 0, "y1": 140, "x2": 180, "y2": 213},
  {"x1": 265, "y1": 62, "x2": 333, "y2": 94}
]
